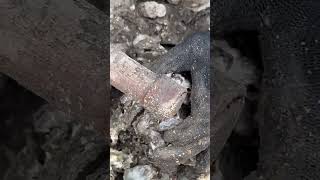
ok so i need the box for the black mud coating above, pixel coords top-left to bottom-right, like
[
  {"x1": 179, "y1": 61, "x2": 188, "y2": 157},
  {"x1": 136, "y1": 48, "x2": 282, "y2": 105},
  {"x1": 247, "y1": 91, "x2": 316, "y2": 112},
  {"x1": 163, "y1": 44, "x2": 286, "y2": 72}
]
[
  {"x1": 149, "y1": 32, "x2": 211, "y2": 173},
  {"x1": 149, "y1": 31, "x2": 253, "y2": 177},
  {"x1": 213, "y1": 0, "x2": 320, "y2": 179}
]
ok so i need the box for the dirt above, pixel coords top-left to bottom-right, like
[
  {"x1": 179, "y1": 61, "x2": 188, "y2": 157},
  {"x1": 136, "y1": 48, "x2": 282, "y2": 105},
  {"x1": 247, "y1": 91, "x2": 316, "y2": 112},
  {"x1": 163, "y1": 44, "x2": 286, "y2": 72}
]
[
  {"x1": 111, "y1": 0, "x2": 209, "y2": 64},
  {"x1": 110, "y1": 0, "x2": 209, "y2": 179}
]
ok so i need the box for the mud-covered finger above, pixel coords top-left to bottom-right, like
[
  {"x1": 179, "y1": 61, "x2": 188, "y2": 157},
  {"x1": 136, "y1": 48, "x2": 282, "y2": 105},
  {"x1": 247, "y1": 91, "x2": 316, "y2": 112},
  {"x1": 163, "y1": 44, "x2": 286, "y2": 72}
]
[
  {"x1": 163, "y1": 120, "x2": 209, "y2": 146},
  {"x1": 195, "y1": 148, "x2": 210, "y2": 174},
  {"x1": 162, "y1": 61, "x2": 210, "y2": 145},
  {"x1": 152, "y1": 136, "x2": 210, "y2": 166},
  {"x1": 150, "y1": 32, "x2": 210, "y2": 74},
  {"x1": 190, "y1": 58, "x2": 210, "y2": 119}
]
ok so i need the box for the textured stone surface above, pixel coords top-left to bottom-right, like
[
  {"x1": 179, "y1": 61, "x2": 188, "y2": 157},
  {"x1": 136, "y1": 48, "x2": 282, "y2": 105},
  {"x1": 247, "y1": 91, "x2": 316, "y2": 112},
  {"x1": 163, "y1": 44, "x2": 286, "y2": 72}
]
[{"x1": 139, "y1": 1, "x2": 167, "y2": 19}]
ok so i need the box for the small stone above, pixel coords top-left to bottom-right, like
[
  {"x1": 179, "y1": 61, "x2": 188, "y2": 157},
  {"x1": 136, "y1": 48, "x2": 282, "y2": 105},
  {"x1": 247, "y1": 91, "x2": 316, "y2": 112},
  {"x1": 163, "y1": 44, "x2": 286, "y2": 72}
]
[
  {"x1": 197, "y1": 174, "x2": 210, "y2": 180},
  {"x1": 110, "y1": 148, "x2": 133, "y2": 170},
  {"x1": 129, "y1": 5, "x2": 135, "y2": 11},
  {"x1": 181, "y1": 0, "x2": 210, "y2": 12},
  {"x1": 139, "y1": 1, "x2": 166, "y2": 19},
  {"x1": 124, "y1": 165, "x2": 157, "y2": 180},
  {"x1": 160, "y1": 173, "x2": 170, "y2": 180},
  {"x1": 158, "y1": 116, "x2": 182, "y2": 131},
  {"x1": 166, "y1": 73, "x2": 191, "y2": 90},
  {"x1": 167, "y1": 0, "x2": 181, "y2": 5},
  {"x1": 133, "y1": 34, "x2": 161, "y2": 49},
  {"x1": 134, "y1": 111, "x2": 165, "y2": 150}
]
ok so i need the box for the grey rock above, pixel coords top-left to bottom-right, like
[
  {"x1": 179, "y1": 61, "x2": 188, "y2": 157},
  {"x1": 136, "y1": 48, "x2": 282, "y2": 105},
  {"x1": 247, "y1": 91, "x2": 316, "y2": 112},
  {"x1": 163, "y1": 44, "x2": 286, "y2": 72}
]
[
  {"x1": 167, "y1": 0, "x2": 181, "y2": 5},
  {"x1": 181, "y1": 0, "x2": 210, "y2": 12},
  {"x1": 124, "y1": 165, "x2": 157, "y2": 180},
  {"x1": 139, "y1": 1, "x2": 166, "y2": 19}
]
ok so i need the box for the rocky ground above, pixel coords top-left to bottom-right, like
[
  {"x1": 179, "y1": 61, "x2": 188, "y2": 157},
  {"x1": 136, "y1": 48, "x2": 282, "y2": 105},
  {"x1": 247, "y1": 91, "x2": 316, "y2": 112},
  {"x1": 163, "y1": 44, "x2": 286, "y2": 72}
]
[
  {"x1": 110, "y1": 0, "x2": 210, "y2": 179},
  {"x1": 111, "y1": 0, "x2": 209, "y2": 64}
]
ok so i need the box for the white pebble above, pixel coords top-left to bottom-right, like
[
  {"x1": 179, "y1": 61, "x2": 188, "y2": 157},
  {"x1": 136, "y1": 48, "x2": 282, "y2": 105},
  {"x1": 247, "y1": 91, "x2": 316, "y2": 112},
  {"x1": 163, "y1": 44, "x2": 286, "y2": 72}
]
[
  {"x1": 124, "y1": 165, "x2": 157, "y2": 180},
  {"x1": 168, "y1": 0, "x2": 181, "y2": 5},
  {"x1": 139, "y1": 1, "x2": 166, "y2": 19}
]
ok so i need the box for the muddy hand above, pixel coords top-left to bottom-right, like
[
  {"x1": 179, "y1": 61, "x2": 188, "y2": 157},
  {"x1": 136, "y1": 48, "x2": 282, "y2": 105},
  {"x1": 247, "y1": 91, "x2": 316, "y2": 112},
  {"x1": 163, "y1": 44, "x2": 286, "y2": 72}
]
[{"x1": 149, "y1": 32, "x2": 210, "y2": 172}]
